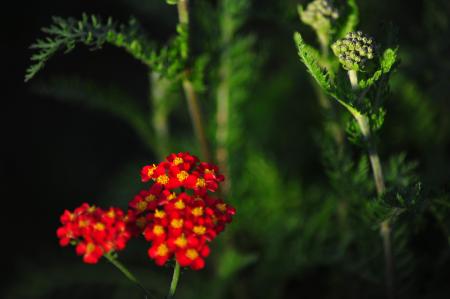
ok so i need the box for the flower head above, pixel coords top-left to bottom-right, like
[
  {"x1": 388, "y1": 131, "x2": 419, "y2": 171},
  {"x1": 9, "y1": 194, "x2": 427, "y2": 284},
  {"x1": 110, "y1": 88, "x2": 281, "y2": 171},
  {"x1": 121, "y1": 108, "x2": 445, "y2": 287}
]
[
  {"x1": 140, "y1": 152, "x2": 224, "y2": 194},
  {"x1": 132, "y1": 152, "x2": 235, "y2": 270},
  {"x1": 56, "y1": 204, "x2": 132, "y2": 264},
  {"x1": 331, "y1": 31, "x2": 376, "y2": 71},
  {"x1": 300, "y1": 0, "x2": 339, "y2": 33}
]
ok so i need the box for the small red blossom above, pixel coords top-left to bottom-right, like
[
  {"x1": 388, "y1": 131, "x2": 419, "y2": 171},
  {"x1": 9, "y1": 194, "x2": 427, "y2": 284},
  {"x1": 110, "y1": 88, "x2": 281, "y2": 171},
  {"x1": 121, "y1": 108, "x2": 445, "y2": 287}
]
[
  {"x1": 140, "y1": 152, "x2": 224, "y2": 194},
  {"x1": 131, "y1": 152, "x2": 235, "y2": 270},
  {"x1": 57, "y1": 204, "x2": 132, "y2": 264}
]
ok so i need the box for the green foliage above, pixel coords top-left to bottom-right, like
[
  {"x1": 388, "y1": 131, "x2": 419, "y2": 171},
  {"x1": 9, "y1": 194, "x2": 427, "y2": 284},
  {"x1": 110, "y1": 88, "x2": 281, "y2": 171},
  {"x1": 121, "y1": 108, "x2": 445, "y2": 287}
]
[
  {"x1": 26, "y1": 13, "x2": 189, "y2": 82},
  {"x1": 294, "y1": 32, "x2": 332, "y2": 91},
  {"x1": 430, "y1": 194, "x2": 450, "y2": 247},
  {"x1": 25, "y1": 14, "x2": 153, "y2": 82},
  {"x1": 294, "y1": 32, "x2": 360, "y2": 117},
  {"x1": 359, "y1": 48, "x2": 398, "y2": 89},
  {"x1": 152, "y1": 23, "x2": 189, "y2": 79},
  {"x1": 391, "y1": 74, "x2": 438, "y2": 145},
  {"x1": 216, "y1": 0, "x2": 259, "y2": 155}
]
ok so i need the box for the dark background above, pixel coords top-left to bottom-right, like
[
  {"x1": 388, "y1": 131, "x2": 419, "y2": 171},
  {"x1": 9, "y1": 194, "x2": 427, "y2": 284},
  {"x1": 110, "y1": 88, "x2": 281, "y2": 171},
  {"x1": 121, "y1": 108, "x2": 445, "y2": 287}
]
[{"x1": 2, "y1": 0, "x2": 450, "y2": 298}]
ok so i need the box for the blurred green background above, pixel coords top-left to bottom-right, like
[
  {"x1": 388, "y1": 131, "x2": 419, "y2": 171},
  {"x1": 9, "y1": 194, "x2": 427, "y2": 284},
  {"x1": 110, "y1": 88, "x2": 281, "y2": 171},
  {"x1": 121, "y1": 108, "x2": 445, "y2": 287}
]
[{"x1": 2, "y1": 0, "x2": 450, "y2": 298}]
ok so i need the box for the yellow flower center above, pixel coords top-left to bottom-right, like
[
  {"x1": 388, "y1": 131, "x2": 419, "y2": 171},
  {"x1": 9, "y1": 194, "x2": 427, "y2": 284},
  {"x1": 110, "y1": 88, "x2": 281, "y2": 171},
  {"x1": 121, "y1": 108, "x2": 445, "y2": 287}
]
[
  {"x1": 79, "y1": 220, "x2": 89, "y2": 228},
  {"x1": 171, "y1": 219, "x2": 183, "y2": 229},
  {"x1": 174, "y1": 235, "x2": 187, "y2": 248},
  {"x1": 196, "y1": 178, "x2": 206, "y2": 188},
  {"x1": 86, "y1": 242, "x2": 96, "y2": 254},
  {"x1": 216, "y1": 203, "x2": 227, "y2": 212},
  {"x1": 167, "y1": 192, "x2": 176, "y2": 200},
  {"x1": 154, "y1": 209, "x2": 166, "y2": 218},
  {"x1": 186, "y1": 249, "x2": 199, "y2": 260},
  {"x1": 68, "y1": 212, "x2": 75, "y2": 221},
  {"x1": 145, "y1": 194, "x2": 156, "y2": 202},
  {"x1": 156, "y1": 243, "x2": 169, "y2": 256},
  {"x1": 177, "y1": 171, "x2": 189, "y2": 182},
  {"x1": 106, "y1": 210, "x2": 115, "y2": 218},
  {"x1": 136, "y1": 201, "x2": 148, "y2": 212},
  {"x1": 157, "y1": 174, "x2": 169, "y2": 185},
  {"x1": 191, "y1": 207, "x2": 203, "y2": 217},
  {"x1": 147, "y1": 164, "x2": 157, "y2": 176},
  {"x1": 193, "y1": 225, "x2": 206, "y2": 235},
  {"x1": 173, "y1": 157, "x2": 184, "y2": 165},
  {"x1": 153, "y1": 225, "x2": 165, "y2": 236},
  {"x1": 94, "y1": 223, "x2": 105, "y2": 231},
  {"x1": 174, "y1": 200, "x2": 185, "y2": 210}
]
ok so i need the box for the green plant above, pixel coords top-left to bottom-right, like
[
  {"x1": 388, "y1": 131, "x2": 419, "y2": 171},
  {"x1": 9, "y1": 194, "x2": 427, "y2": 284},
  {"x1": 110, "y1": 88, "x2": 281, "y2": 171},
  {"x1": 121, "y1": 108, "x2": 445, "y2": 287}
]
[{"x1": 21, "y1": 0, "x2": 450, "y2": 298}]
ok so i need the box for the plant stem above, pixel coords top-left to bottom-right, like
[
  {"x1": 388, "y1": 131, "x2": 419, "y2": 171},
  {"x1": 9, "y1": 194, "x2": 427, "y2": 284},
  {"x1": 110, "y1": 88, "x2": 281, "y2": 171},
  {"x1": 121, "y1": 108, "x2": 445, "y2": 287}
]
[
  {"x1": 348, "y1": 70, "x2": 358, "y2": 90},
  {"x1": 215, "y1": 2, "x2": 235, "y2": 194},
  {"x1": 353, "y1": 114, "x2": 386, "y2": 195},
  {"x1": 182, "y1": 78, "x2": 212, "y2": 162},
  {"x1": 177, "y1": 0, "x2": 189, "y2": 26},
  {"x1": 381, "y1": 220, "x2": 394, "y2": 299},
  {"x1": 317, "y1": 32, "x2": 329, "y2": 58},
  {"x1": 167, "y1": 262, "x2": 181, "y2": 299},
  {"x1": 216, "y1": 60, "x2": 231, "y2": 193},
  {"x1": 150, "y1": 71, "x2": 171, "y2": 160},
  {"x1": 349, "y1": 70, "x2": 393, "y2": 298},
  {"x1": 104, "y1": 253, "x2": 153, "y2": 298},
  {"x1": 354, "y1": 115, "x2": 393, "y2": 299},
  {"x1": 177, "y1": 0, "x2": 212, "y2": 162}
]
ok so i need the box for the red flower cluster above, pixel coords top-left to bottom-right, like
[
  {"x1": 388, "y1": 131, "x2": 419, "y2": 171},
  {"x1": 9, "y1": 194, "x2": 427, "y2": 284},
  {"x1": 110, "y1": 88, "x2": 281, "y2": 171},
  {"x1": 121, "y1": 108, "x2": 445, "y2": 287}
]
[
  {"x1": 56, "y1": 152, "x2": 235, "y2": 270},
  {"x1": 132, "y1": 152, "x2": 235, "y2": 270},
  {"x1": 140, "y1": 153, "x2": 224, "y2": 195},
  {"x1": 57, "y1": 204, "x2": 131, "y2": 264}
]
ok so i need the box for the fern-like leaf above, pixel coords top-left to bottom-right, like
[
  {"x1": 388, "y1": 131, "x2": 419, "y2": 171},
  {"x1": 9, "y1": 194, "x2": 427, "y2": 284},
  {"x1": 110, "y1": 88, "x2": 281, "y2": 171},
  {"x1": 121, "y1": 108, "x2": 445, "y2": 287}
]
[
  {"x1": 294, "y1": 32, "x2": 361, "y2": 117},
  {"x1": 359, "y1": 48, "x2": 398, "y2": 89},
  {"x1": 25, "y1": 14, "x2": 157, "y2": 82},
  {"x1": 294, "y1": 32, "x2": 332, "y2": 91}
]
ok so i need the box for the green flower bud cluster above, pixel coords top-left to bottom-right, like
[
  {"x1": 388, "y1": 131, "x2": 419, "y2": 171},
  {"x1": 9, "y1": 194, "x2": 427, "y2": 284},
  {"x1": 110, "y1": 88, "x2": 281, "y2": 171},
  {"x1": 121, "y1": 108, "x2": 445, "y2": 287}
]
[
  {"x1": 331, "y1": 31, "x2": 376, "y2": 71},
  {"x1": 300, "y1": 0, "x2": 339, "y2": 32}
]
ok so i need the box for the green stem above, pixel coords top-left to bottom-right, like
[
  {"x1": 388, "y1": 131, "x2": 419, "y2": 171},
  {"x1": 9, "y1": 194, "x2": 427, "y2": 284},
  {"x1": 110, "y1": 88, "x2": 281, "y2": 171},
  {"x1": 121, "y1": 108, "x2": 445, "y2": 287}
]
[
  {"x1": 104, "y1": 253, "x2": 153, "y2": 298},
  {"x1": 381, "y1": 220, "x2": 395, "y2": 299},
  {"x1": 216, "y1": 4, "x2": 234, "y2": 194},
  {"x1": 167, "y1": 262, "x2": 181, "y2": 299},
  {"x1": 353, "y1": 112, "x2": 385, "y2": 196},
  {"x1": 150, "y1": 71, "x2": 171, "y2": 159},
  {"x1": 177, "y1": 0, "x2": 189, "y2": 26},
  {"x1": 216, "y1": 60, "x2": 231, "y2": 193},
  {"x1": 317, "y1": 32, "x2": 329, "y2": 58},
  {"x1": 355, "y1": 116, "x2": 394, "y2": 299},
  {"x1": 349, "y1": 71, "x2": 393, "y2": 298},
  {"x1": 177, "y1": 0, "x2": 212, "y2": 162},
  {"x1": 182, "y1": 78, "x2": 212, "y2": 162},
  {"x1": 348, "y1": 70, "x2": 358, "y2": 90}
]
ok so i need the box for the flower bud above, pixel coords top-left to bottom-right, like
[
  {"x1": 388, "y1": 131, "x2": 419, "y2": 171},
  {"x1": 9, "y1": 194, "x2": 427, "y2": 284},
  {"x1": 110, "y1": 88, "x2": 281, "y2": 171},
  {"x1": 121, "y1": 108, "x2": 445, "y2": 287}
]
[
  {"x1": 331, "y1": 31, "x2": 376, "y2": 71},
  {"x1": 300, "y1": 0, "x2": 339, "y2": 33}
]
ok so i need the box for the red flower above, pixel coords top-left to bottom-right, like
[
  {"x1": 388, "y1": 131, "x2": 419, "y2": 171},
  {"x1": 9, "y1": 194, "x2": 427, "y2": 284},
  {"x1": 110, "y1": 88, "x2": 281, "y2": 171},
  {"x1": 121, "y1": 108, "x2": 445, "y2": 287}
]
[
  {"x1": 56, "y1": 204, "x2": 132, "y2": 264},
  {"x1": 57, "y1": 152, "x2": 235, "y2": 271},
  {"x1": 132, "y1": 152, "x2": 235, "y2": 270}
]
